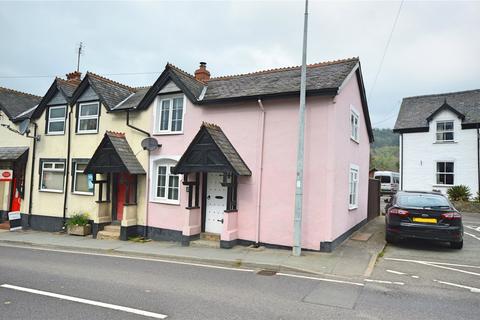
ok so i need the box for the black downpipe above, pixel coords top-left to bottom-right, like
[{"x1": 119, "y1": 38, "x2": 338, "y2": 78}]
[
  {"x1": 477, "y1": 125, "x2": 479, "y2": 196},
  {"x1": 62, "y1": 106, "x2": 73, "y2": 229},
  {"x1": 27, "y1": 122, "x2": 38, "y2": 227},
  {"x1": 127, "y1": 110, "x2": 150, "y2": 137},
  {"x1": 126, "y1": 109, "x2": 150, "y2": 238},
  {"x1": 400, "y1": 133, "x2": 404, "y2": 191}
]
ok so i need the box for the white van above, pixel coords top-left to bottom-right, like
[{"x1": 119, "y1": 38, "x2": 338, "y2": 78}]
[{"x1": 374, "y1": 171, "x2": 400, "y2": 194}]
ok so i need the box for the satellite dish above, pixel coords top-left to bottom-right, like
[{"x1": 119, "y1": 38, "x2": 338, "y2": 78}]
[
  {"x1": 18, "y1": 118, "x2": 30, "y2": 135},
  {"x1": 141, "y1": 137, "x2": 160, "y2": 151}
]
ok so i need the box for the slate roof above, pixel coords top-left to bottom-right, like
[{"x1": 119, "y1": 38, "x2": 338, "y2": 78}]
[
  {"x1": 202, "y1": 58, "x2": 359, "y2": 102},
  {"x1": 394, "y1": 89, "x2": 480, "y2": 132},
  {"x1": 0, "y1": 146, "x2": 29, "y2": 161},
  {"x1": 106, "y1": 131, "x2": 145, "y2": 174},
  {"x1": 0, "y1": 87, "x2": 41, "y2": 122},
  {"x1": 31, "y1": 78, "x2": 79, "y2": 119},
  {"x1": 113, "y1": 87, "x2": 150, "y2": 111},
  {"x1": 203, "y1": 123, "x2": 252, "y2": 176},
  {"x1": 71, "y1": 72, "x2": 136, "y2": 111}
]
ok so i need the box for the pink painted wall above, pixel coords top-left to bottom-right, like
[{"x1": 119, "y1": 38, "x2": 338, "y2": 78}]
[{"x1": 147, "y1": 71, "x2": 370, "y2": 250}]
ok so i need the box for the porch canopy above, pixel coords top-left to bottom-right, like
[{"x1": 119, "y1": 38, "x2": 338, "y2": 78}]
[
  {"x1": 172, "y1": 123, "x2": 250, "y2": 211},
  {"x1": 84, "y1": 131, "x2": 145, "y2": 175},
  {"x1": 172, "y1": 122, "x2": 251, "y2": 176},
  {"x1": 0, "y1": 147, "x2": 28, "y2": 162}
]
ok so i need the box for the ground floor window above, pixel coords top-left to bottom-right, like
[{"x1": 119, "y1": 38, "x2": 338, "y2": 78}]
[
  {"x1": 349, "y1": 164, "x2": 359, "y2": 209},
  {"x1": 436, "y1": 161, "x2": 454, "y2": 185},
  {"x1": 72, "y1": 160, "x2": 94, "y2": 195},
  {"x1": 154, "y1": 159, "x2": 180, "y2": 204},
  {"x1": 40, "y1": 160, "x2": 65, "y2": 192}
]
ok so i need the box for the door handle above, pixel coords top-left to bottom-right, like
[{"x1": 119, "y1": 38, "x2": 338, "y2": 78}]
[
  {"x1": 215, "y1": 196, "x2": 224, "y2": 199},
  {"x1": 217, "y1": 219, "x2": 224, "y2": 224}
]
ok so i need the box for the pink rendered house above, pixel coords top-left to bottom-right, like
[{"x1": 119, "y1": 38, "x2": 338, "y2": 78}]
[{"x1": 128, "y1": 58, "x2": 373, "y2": 252}]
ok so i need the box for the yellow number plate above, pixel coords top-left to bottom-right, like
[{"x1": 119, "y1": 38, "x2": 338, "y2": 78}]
[{"x1": 412, "y1": 217, "x2": 437, "y2": 224}]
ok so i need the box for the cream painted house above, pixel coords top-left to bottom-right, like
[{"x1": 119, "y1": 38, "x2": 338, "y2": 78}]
[
  {"x1": 0, "y1": 87, "x2": 40, "y2": 220},
  {"x1": 27, "y1": 72, "x2": 151, "y2": 239}
]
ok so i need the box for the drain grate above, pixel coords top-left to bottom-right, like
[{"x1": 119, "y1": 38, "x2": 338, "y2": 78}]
[{"x1": 256, "y1": 269, "x2": 277, "y2": 276}]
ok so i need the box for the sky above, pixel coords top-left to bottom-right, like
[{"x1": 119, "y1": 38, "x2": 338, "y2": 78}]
[{"x1": 0, "y1": 0, "x2": 479, "y2": 128}]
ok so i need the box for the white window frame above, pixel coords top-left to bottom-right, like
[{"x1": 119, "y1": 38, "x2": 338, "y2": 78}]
[
  {"x1": 435, "y1": 161, "x2": 455, "y2": 186},
  {"x1": 72, "y1": 161, "x2": 94, "y2": 196},
  {"x1": 350, "y1": 106, "x2": 360, "y2": 143},
  {"x1": 40, "y1": 161, "x2": 65, "y2": 193},
  {"x1": 435, "y1": 120, "x2": 454, "y2": 142},
  {"x1": 349, "y1": 164, "x2": 359, "y2": 210},
  {"x1": 47, "y1": 105, "x2": 66, "y2": 135},
  {"x1": 77, "y1": 102, "x2": 100, "y2": 134},
  {"x1": 153, "y1": 94, "x2": 185, "y2": 135},
  {"x1": 150, "y1": 156, "x2": 181, "y2": 205}
]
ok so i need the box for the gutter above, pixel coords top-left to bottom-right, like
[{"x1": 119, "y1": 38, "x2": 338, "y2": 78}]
[
  {"x1": 126, "y1": 110, "x2": 150, "y2": 137},
  {"x1": 255, "y1": 99, "x2": 266, "y2": 245}
]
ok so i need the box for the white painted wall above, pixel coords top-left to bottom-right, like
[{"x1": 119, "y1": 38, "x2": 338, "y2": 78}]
[{"x1": 401, "y1": 109, "x2": 478, "y2": 197}]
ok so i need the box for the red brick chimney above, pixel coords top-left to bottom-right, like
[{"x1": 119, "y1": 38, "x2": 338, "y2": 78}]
[
  {"x1": 194, "y1": 62, "x2": 210, "y2": 82},
  {"x1": 66, "y1": 71, "x2": 82, "y2": 83}
]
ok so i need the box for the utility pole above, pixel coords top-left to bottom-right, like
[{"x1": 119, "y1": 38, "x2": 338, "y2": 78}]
[
  {"x1": 76, "y1": 42, "x2": 83, "y2": 72},
  {"x1": 293, "y1": 0, "x2": 309, "y2": 257}
]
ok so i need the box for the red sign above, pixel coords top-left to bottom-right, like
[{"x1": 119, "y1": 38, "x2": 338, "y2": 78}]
[{"x1": 2, "y1": 171, "x2": 11, "y2": 178}]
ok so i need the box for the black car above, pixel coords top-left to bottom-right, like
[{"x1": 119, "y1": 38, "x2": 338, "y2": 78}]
[{"x1": 385, "y1": 191, "x2": 463, "y2": 249}]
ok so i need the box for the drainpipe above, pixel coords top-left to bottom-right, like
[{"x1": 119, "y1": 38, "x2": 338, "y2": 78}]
[
  {"x1": 255, "y1": 99, "x2": 266, "y2": 245},
  {"x1": 400, "y1": 133, "x2": 404, "y2": 190},
  {"x1": 477, "y1": 125, "x2": 479, "y2": 196},
  {"x1": 27, "y1": 122, "x2": 38, "y2": 227},
  {"x1": 126, "y1": 109, "x2": 150, "y2": 239},
  {"x1": 62, "y1": 105, "x2": 73, "y2": 229}
]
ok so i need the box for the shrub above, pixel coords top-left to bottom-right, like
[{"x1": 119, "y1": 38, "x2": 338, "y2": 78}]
[
  {"x1": 66, "y1": 213, "x2": 90, "y2": 227},
  {"x1": 475, "y1": 191, "x2": 480, "y2": 203},
  {"x1": 447, "y1": 185, "x2": 472, "y2": 202}
]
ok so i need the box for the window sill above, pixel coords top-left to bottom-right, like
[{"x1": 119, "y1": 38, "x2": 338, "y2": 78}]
[
  {"x1": 432, "y1": 184, "x2": 454, "y2": 187},
  {"x1": 433, "y1": 141, "x2": 457, "y2": 144},
  {"x1": 72, "y1": 191, "x2": 94, "y2": 196},
  {"x1": 350, "y1": 137, "x2": 359, "y2": 144},
  {"x1": 349, "y1": 205, "x2": 358, "y2": 211},
  {"x1": 46, "y1": 132, "x2": 65, "y2": 136},
  {"x1": 152, "y1": 132, "x2": 184, "y2": 136},
  {"x1": 39, "y1": 189, "x2": 63, "y2": 194},
  {"x1": 150, "y1": 199, "x2": 181, "y2": 206},
  {"x1": 76, "y1": 131, "x2": 99, "y2": 135}
]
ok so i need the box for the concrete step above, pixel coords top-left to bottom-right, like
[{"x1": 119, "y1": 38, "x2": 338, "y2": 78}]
[
  {"x1": 200, "y1": 232, "x2": 220, "y2": 241},
  {"x1": 103, "y1": 225, "x2": 121, "y2": 232},
  {"x1": 97, "y1": 230, "x2": 120, "y2": 240},
  {"x1": 190, "y1": 239, "x2": 220, "y2": 249}
]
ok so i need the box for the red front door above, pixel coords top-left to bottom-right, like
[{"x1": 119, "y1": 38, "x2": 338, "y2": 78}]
[
  {"x1": 10, "y1": 178, "x2": 21, "y2": 212},
  {"x1": 115, "y1": 173, "x2": 136, "y2": 221}
]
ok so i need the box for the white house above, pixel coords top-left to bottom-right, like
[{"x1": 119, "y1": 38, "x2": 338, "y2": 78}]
[{"x1": 394, "y1": 89, "x2": 480, "y2": 197}]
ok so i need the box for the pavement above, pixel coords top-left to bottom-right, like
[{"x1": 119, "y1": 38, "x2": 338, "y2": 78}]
[{"x1": 0, "y1": 216, "x2": 387, "y2": 279}]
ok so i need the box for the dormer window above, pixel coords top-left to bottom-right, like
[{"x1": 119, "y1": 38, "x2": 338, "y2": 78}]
[
  {"x1": 78, "y1": 102, "x2": 99, "y2": 134},
  {"x1": 47, "y1": 105, "x2": 66, "y2": 135},
  {"x1": 154, "y1": 95, "x2": 184, "y2": 134},
  {"x1": 436, "y1": 121, "x2": 454, "y2": 142}
]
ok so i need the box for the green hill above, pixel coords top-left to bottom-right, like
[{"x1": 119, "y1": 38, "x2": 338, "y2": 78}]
[{"x1": 371, "y1": 128, "x2": 399, "y2": 171}]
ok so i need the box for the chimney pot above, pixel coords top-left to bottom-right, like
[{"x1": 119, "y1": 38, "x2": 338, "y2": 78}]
[
  {"x1": 66, "y1": 71, "x2": 82, "y2": 83},
  {"x1": 194, "y1": 62, "x2": 210, "y2": 82}
]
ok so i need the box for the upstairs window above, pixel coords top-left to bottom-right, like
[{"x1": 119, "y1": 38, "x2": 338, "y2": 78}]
[
  {"x1": 350, "y1": 107, "x2": 359, "y2": 142},
  {"x1": 47, "y1": 106, "x2": 66, "y2": 135},
  {"x1": 155, "y1": 96, "x2": 184, "y2": 134},
  {"x1": 436, "y1": 121, "x2": 454, "y2": 142},
  {"x1": 40, "y1": 160, "x2": 65, "y2": 193},
  {"x1": 436, "y1": 161, "x2": 454, "y2": 185},
  {"x1": 78, "y1": 102, "x2": 99, "y2": 134},
  {"x1": 349, "y1": 165, "x2": 359, "y2": 209},
  {"x1": 154, "y1": 160, "x2": 180, "y2": 204}
]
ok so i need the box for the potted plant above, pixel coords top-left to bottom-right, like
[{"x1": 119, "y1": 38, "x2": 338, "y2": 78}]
[{"x1": 66, "y1": 213, "x2": 92, "y2": 236}]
